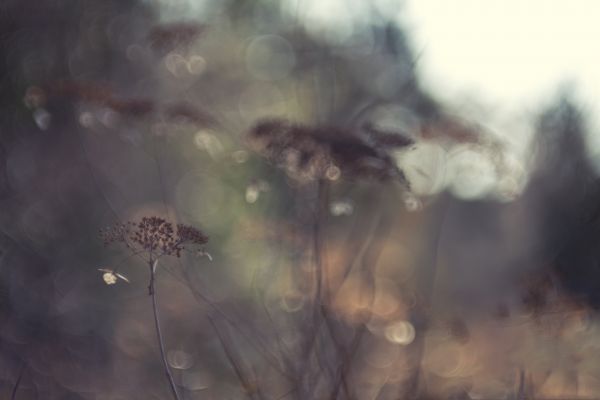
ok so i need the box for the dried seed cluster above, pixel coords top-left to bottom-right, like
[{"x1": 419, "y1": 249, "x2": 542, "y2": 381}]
[
  {"x1": 248, "y1": 118, "x2": 413, "y2": 184},
  {"x1": 100, "y1": 216, "x2": 208, "y2": 258}
]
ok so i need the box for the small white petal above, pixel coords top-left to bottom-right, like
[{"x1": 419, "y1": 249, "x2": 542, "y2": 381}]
[
  {"x1": 103, "y1": 272, "x2": 117, "y2": 285},
  {"x1": 115, "y1": 272, "x2": 130, "y2": 283}
]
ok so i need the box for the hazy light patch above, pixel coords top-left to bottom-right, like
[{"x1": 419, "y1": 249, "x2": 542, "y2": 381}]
[
  {"x1": 299, "y1": 0, "x2": 354, "y2": 44},
  {"x1": 167, "y1": 350, "x2": 194, "y2": 370},
  {"x1": 405, "y1": 0, "x2": 600, "y2": 105},
  {"x1": 446, "y1": 145, "x2": 497, "y2": 200},
  {"x1": 33, "y1": 108, "x2": 51, "y2": 130},
  {"x1": 371, "y1": 279, "x2": 401, "y2": 317},
  {"x1": 194, "y1": 130, "x2": 224, "y2": 159},
  {"x1": 23, "y1": 86, "x2": 46, "y2": 109},
  {"x1": 405, "y1": 0, "x2": 600, "y2": 162},
  {"x1": 397, "y1": 142, "x2": 447, "y2": 196},
  {"x1": 329, "y1": 199, "x2": 354, "y2": 216},
  {"x1": 493, "y1": 153, "x2": 528, "y2": 201},
  {"x1": 325, "y1": 165, "x2": 341, "y2": 181},
  {"x1": 365, "y1": 104, "x2": 421, "y2": 138},
  {"x1": 149, "y1": 0, "x2": 221, "y2": 23},
  {"x1": 403, "y1": 193, "x2": 422, "y2": 212},
  {"x1": 394, "y1": 0, "x2": 600, "y2": 191},
  {"x1": 246, "y1": 35, "x2": 295, "y2": 81},
  {"x1": 244, "y1": 180, "x2": 270, "y2": 204},
  {"x1": 238, "y1": 82, "x2": 290, "y2": 121},
  {"x1": 230, "y1": 150, "x2": 248, "y2": 164},
  {"x1": 187, "y1": 55, "x2": 207, "y2": 75},
  {"x1": 245, "y1": 184, "x2": 259, "y2": 204},
  {"x1": 182, "y1": 369, "x2": 213, "y2": 391},
  {"x1": 281, "y1": 0, "x2": 374, "y2": 46},
  {"x1": 365, "y1": 341, "x2": 400, "y2": 368},
  {"x1": 100, "y1": 109, "x2": 119, "y2": 128},
  {"x1": 175, "y1": 172, "x2": 229, "y2": 228},
  {"x1": 280, "y1": 290, "x2": 306, "y2": 312},
  {"x1": 384, "y1": 320, "x2": 415, "y2": 345},
  {"x1": 165, "y1": 52, "x2": 188, "y2": 77},
  {"x1": 79, "y1": 112, "x2": 95, "y2": 128},
  {"x1": 423, "y1": 341, "x2": 467, "y2": 378}
]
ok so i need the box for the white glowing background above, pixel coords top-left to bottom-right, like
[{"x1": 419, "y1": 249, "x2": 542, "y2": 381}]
[
  {"x1": 403, "y1": 0, "x2": 600, "y2": 194},
  {"x1": 292, "y1": 0, "x2": 600, "y2": 196},
  {"x1": 404, "y1": 0, "x2": 600, "y2": 109}
]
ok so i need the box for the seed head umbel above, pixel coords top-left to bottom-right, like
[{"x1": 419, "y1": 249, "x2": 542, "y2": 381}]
[
  {"x1": 248, "y1": 118, "x2": 413, "y2": 184},
  {"x1": 100, "y1": 216, "x2": 208, "y2": 259}
]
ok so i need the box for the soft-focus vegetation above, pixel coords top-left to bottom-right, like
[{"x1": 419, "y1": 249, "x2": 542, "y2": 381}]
[{"x1": 1, "y1": 1, "x2": 600, "y2": 399}]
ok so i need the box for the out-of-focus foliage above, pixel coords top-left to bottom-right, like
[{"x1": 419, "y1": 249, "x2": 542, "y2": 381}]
[{"x1": 1, "y1": 0, "x2": 600, "y2": 399}]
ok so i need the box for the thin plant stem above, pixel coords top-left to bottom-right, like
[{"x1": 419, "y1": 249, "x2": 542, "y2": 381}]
[
  {"x1": 148, "y1": 259, "x2": 182, "y2": 400},
  {"x1": 10, "y1": 361, "x2": 25, "y2": 400},
  {"x1": 401, "y1": 195, "x2": 450, "y2": 400},
  {"x1": 313, "y1": 178, "x2": 329, "y2": 304},
  {"x1": 297, "y1": 179, "x2": 330, "y2": 396},
  {"x1": 208, "y1": 316, "x2": 260, "y2": 400},
  {"x1": 179, "y1": 265, "x2": 292, "y2": 379}
]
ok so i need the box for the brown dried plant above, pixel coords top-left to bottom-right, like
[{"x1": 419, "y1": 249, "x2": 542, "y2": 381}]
[
  {"x1": 47, "y1": 80, "x2": 214, "y2": 126},
  {"x1": 100, "y1": 216, "x2": 208, "y2": 400},
  {"x1": 248, "y1": 118, "x2": 414, "y2": 184},
  {"x1": 241, "y1": 118, "x2": 417, "y2": 399}
]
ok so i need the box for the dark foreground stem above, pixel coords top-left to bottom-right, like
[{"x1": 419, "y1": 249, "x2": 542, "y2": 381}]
[
  {"x1": 401, "y1": 195, "x2": 450, "y2": 399},
  {"x1": 149, "y1": 260, "x2": 182, "y2": 400},
  {"x1": 10, "y1": 361, "x2": 25, "y2": 400},
  {"x1": 312, "y1": 178, "x2": 329, "y2": 304}
]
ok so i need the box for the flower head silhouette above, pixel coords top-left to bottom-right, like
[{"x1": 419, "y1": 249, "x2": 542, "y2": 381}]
[
  {"x1": 248, "y1": 118, "x2": 414, "y2": 184},
  {"x1": 99, "y1": 216, "x2": 208, "y2": 400},
  {"x1": 100, "y1": 216, "x2": 208, "y2": 259}
]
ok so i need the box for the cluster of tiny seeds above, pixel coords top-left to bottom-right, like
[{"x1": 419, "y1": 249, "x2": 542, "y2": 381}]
[
  {"x1": 100, "y1": 221, "x2": 135, "y2": 248},
  {"x1": 176, "y1": 223, "x2": 209, "y2": 246},
  {"x1": 100, "y1": 217, "x2": 208, "y2": 258}
]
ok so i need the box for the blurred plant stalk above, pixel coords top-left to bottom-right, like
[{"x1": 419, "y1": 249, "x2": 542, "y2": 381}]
[{"x1": 148, "y1": 258, "x2": 182, "y2": 400}]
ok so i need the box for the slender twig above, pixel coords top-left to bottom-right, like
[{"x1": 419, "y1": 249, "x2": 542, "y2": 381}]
[
  {"x1": 77, "y1": 130, "x2": 123, "y2": 222},
  {"x1": 10, "y1": 361, "x2": 25, "y2": 400},
  {"x1": 328, "y1": 202, "x2": 392, "y2": 400},
  {"x1": 148, "y1": 259, "x2": 182, "y2": 400},
  {"x1": 209, "y1": 316, "x2": 260, "y2": 400},
  {"x1": 329, "y1": 324, "x2": 366, "y2": 400},
  {"x1": 179, "y1": 265, "x2": 292, "y2": 379},
  {"x1": 297, "y1": 179, "x2": 331, "y2": 396},
  {"x1": 401, "y1": 195, "x2": 450, "y2": 400},
  {"x1": 260, "y1": 296, "x2": 295, "y2": 376},
  {"x1": 312, "y1": 178, "x2": 329, "y2": 303}
]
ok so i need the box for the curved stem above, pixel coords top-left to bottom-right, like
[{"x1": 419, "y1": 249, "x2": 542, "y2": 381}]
[
  {"x1": 149, "y1": 259, "x2": 181, "y2": 400},
  {"x1": 313, "y1": 178, "x2": 329, "y2": 303},
  {"x1": 10, "y1": 361, "x2": 25, "y2": 400}
]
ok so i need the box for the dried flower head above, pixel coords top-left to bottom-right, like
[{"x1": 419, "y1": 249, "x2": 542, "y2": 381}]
[
  {"x1": 100, "y1": 216, "x2": 208, "y2": 259},
  {"x1": 248, "y1": 118, "x2": 413, "y2": 184}
]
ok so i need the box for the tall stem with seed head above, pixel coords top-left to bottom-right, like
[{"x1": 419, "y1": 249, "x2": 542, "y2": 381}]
[
  {"x1": 101, "y1": 217, "x2": 208, "y2": 400},
  {"x1": 149, "y1": 259, "x2": 181, "y2": 400}
]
